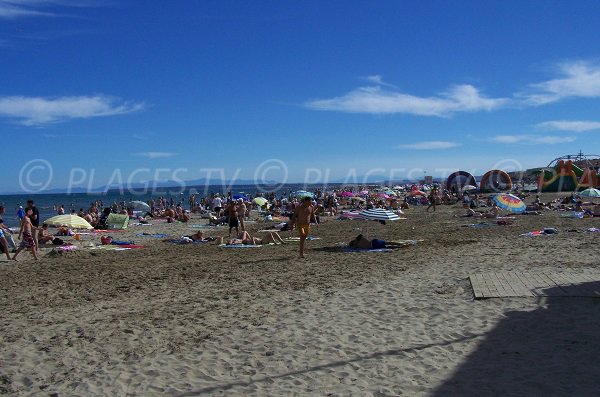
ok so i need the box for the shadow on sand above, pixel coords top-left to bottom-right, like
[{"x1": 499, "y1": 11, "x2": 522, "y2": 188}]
[{"x1": 431, "y1": 281, "x2": 600, "y2": 396}]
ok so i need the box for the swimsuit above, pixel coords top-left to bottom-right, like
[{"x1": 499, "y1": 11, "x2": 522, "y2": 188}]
[
  {"x1": 19, "y1": 231, "x2": 35, "y2": 249},
  {"x1": 298, "y1": 224, "x2": 310, "y2": 236}
]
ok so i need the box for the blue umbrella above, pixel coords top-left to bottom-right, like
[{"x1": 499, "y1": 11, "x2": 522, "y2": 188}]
[
  {"x1": 233, "y1": 194, "x2": 248, "y2": 200},
  {"x1": 295, "y1": 190, "x2": 314, "y2": 199}
]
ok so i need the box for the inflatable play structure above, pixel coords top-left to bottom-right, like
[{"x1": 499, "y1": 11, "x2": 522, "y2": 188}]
[
  {"x1": 538, "y1": 153, "x2": 600, "y2": 192},
  {"x1": 479, "y1": 169, "x2": 513, "y2": 193},
  {"x1": 446, "y1": 171, "x2": 477, "y2": 192}
]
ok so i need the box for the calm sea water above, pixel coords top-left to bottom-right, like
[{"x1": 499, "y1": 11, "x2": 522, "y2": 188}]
[{"x1": 0, "y1": 183, "x2": 342, "y2": 228}]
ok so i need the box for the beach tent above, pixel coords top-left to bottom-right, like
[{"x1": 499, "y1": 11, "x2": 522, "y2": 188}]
[
  {"x1": 106, "y1": 213, "x2": 129, "y2": 229},
  {"x1": 44, "y1": 214, "x2": 94, "y2": 229}
]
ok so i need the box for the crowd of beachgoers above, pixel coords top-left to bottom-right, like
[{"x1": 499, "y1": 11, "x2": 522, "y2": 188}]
[
  {"x1": 2, "y1": 183, "x2": 600, "y2": 396},
  {"x1": 2, "y1": 183, "x2": 599, "y2": 262}
]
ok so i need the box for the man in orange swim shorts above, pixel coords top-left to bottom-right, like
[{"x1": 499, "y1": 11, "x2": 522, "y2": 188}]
[{"x1": 292, "y1": 196, "x2": 315, "y2": 258}]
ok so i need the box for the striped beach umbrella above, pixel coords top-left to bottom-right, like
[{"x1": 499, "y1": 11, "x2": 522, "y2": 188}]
[
  {"x1": 492, "y1": 193, "x2": 526, "y2": 213},
  {"x1": 359, "y1": 208, "x2": 401, "y2": 221}
]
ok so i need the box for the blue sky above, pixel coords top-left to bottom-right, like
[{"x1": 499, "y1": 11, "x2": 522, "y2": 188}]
[{"x1": 1, "y1": 0, "x2": 600, "y2": 193}]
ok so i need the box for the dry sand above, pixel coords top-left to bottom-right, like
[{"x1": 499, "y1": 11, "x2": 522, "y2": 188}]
[{"x1": 1, "y1": 194, "x2": 599, "y2": 396}]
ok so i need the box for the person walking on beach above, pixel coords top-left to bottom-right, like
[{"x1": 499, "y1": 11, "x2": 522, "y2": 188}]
[
  {"x1": 292, "y1": 196, "x2": 315, "y2": 258},
  {"x1": 427, "y1": 186, "x2": 438, "y2": 212},
  {"x1": 12, "y1": 208, "x2": 39, "y2": 260},
  {"x1": 0, "y1": 206, "x2": 17, "y2": 252}
]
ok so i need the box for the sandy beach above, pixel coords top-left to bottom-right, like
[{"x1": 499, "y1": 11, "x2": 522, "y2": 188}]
[{"x1": 1, "y1": 194, "x2": 599, "y2": 396}]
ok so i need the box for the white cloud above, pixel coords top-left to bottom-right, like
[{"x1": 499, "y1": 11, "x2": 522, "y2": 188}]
[
  {"x1": 0, "y1": 95, "x2": 145, "y2": 126},
  {"x1": 0, "y1": 0, "x2": 97, "y2": 19},
  {"x1": 521, "y1": 61, "x2": 600, "y2": 105},
  {"x1": 491, "y1": 135, "x2": 576, "y2": 144},
  {"x1": 305, "y1": 84, "x2": 508, "y2": 116},
  {"x1": 397, "y1": 141, "x2": 461, "y2": 150},
  {"x1": 135, "y1": 152, "x2": 178, "y2": 159},
  {"x1": 536, "y1": 120, "x2": 600, "y2": 132},
  {"x1": 362, "y1": 75, "x2": 397, "y2": 89}
]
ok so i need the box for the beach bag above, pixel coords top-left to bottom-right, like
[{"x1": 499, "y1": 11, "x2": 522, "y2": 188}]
[{"x1": 52, "y1": 237, "x2": 65, "y2": 245}]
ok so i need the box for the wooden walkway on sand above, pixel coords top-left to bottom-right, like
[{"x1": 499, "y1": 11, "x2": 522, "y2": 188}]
[{"x1": 469, "y1": 271, "x2": 600, "y2": 299}]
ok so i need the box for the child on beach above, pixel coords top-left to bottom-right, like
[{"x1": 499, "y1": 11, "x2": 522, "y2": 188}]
[{"x1": 12, "y1": 208, "x2": 39, "y2": 260}]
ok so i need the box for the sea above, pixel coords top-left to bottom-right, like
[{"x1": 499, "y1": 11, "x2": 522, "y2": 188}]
[{"x1": 0, "y1": 183, "x2": 346, "y2": 228}]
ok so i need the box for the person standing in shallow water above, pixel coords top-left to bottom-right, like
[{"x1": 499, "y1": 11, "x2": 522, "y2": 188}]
[{"x1": 292, "y1": 197, "x2": 315, "y2": 258}]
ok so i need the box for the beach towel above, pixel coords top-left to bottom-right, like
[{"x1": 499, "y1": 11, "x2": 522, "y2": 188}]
[
  {"x1": 463, "y1": 223, "x2": 491, "y2": 228},
  {"x1": 343, "y1": 248, "x2": 393, "y2": 253},
  {"x1": 521, "y1": 228, "x2": 558, "y2": 237},
  {"x1": 135, "y1": 232, "x2": 160, "y2": 237},
  {"x1": 167, "y1": 238, "x2": 210, "y2": 244},
  {"x1": 284, "y1": 236, "x2": 321, "y2": 242},
  {"x1": 191, "y1": 224, "x2": 222, "y2": 229},
  {"x1": 111, "y1": 240, "x2": 136, "y2": 245},
  {"x1": 560, "y1": 212, "x2": 584, "y2": 218},
  {"x1": 587, "y1": 228, "x2": 600, "y2": 233},
  {"x1": 219, "y1": 244, "x2": 262, "y2": 248}
]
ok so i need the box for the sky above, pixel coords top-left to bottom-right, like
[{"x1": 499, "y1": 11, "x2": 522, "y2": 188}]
[{"x1": 1, "y1": 0, "x2": 600, "y2": 193}]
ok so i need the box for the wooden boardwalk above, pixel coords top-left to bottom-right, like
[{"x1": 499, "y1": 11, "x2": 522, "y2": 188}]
[{"x1": 469, "y1": 271, "x2": 600, "y2": 299}]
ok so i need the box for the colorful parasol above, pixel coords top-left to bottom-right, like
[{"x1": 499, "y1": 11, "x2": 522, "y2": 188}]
[{"x1": 492, "y1": 193, "x2": 526, "y2": 213}]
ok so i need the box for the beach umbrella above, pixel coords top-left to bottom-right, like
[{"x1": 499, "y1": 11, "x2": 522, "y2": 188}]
[
  {"x1": 340, "y1": 191, "x2": 354, "y2": 197},
  {"x1": 253, "y1": 197, "x2": 268, "y2": 206},
  {"x1": 461, "y1": 185, "x2": 478, "y2": 192},
  {"x1": 359, "y1": 190, "x2": 370, "y2": 195},
  {"x1": 295, "y1": 190, "x2": 314, "y2": 199},
  {"x1": 579, "y1": 188, "x2": 600, "y2": 197},
  {"x1": 44, "y1": 214, "x2": 93, "y2": 229},
  {"x1": 128, "y1": 200, "x2": 150, "y2": 211},
  {"x1": 359, "y1": 208, "x2": 402, "y2": 222},
  {"x1": 377, "y1": 193, "x2": 391, "y2": 199},
  {"x1": 358, "y1": 208, "x2": 402, "y2": 237},
  {"x1": 350, "y1": 196, "x2": 365, "y2": 202},
  {"x1": 408, "y1": 190, "x2": 426, "y2": 196},
  {"x1": 492, "y1": 193, "x2": 526, "y2": 213},
  {"x1": 233, "y1": 194, "x2": 248, "y2": 200}
]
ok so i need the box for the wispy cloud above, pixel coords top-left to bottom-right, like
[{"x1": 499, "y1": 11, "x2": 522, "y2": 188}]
[
  {"x1": 520, "y1": 61, "x2": 600, "y2": 105},
  {"x1": 397, "y1": 141, "x2": 461, "y2": 150},
  {"x1": 491, "y1": 135, "x2": 576, "y2": 144},
  {"x1": 0, "y1": 95, "x2": 145, "y2": 126},
  {"x1": 536, "y1": 120, "x2": 600, "y2": 132},
  {"x1": 305, "y1": 84, "x2": 508, "y2": 116},
  {"x1": 0, "y1": 0, "x2": 97, "y2": 19},
  {"x1": 135, "y1": 152, "x2": 178, "y2": 159},
  {"x1": 362, "y1": 75, "x2": 397, "y2": 89}
]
